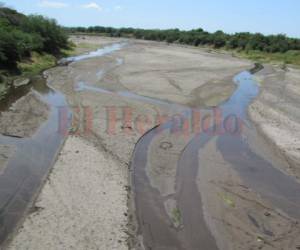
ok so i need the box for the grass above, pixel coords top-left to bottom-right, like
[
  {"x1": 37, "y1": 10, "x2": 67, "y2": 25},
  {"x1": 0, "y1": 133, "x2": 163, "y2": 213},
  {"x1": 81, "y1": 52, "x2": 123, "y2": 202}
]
[
  {"x1": 218, "y1": 192, "x2": 235, "y2": 208},
  {"x1": 235, "y1": 50, "x2": 300, "y2": 66},
  {"x1": 18, "y1": 52, "x2": 56, "y2": 77},
  {"x1": 61, "y1": 47, "x2": 76, "y2": 57},
  {"x1": 203, "y1": 46, "x2": 300, "y2": 67},
  {"x1": 172, "y1": 208, "x2": 182, "y2": 226},
  {"x1": 2, "y1": 40, "x2": 98, "y2": 84},
  {"x1": 0, "y1": 52, "x2": 57, "y2": 99},
  {"x1": 61, "y1": 42, "x2": 101, "y2": 57},
  {"x1": 0, "y1": 41, "x2": 101, "y2": 99}
]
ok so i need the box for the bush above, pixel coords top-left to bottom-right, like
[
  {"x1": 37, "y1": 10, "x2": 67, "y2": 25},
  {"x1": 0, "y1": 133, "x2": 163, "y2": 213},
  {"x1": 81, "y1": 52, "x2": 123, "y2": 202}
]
[
  {"x1": 22, "y1": 15, "x2": 68, "y2": 54},
  {"x1": 0, "y1": 6, "x2": 68, "y2": 70},
  {"x1": 66, "y1": 26, "x2": 300, "y2": 58}
]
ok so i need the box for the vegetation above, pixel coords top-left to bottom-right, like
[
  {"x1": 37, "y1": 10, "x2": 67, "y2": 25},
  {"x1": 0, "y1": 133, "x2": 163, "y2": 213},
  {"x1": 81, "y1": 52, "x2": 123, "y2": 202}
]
[
  {"x1": 0, "y1": 4, "x2": 70, "y2": 98},
  {"x1": 0, "y1": 5, "x2": 69, "y2": 71},
  {"x1": 1, "y1": 4, "x2": 300, "y2": 82},
  {"x1": 61, "y1": 42, "x2": 101, "y2": 57},
  {"x1": 236, "y1": 50, "x2": 300, "y2": 66},
  {"x1": 18, "y1": 52, "x2": 56, "y2": 76},
  {"x1": 171, "y1": 208, "x2": 182, "y2": 227},
  {"x1": 67, "y1": 26, "x2": 300, "y2": 65}
]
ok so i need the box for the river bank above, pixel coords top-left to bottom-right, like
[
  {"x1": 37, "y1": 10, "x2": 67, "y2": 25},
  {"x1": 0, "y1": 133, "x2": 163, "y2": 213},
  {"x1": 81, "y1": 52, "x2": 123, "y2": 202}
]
[
  {"x1": 4, "y1": 35, "x2": 250, "y2": 249},
  {"x1": 2, "y1": 36, "x2": 300, "y2": 249},
  {"x1": 249, "y1": 65, "x2": 300, "y2": 178}
]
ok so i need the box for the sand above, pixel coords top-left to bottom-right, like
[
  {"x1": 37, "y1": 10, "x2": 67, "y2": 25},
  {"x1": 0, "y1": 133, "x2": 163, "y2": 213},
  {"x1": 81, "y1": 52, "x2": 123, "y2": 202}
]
[
  {"x1": 8, "y1": 136, "x2": 128, "y2": 250},
  {"x1": 249, "y1": 65, "x2": 300, "y2": 178},
  {"x1": 197, "y1": 137, "x2": 300, "y2": 250},
  {"x1": 0, "y1": 92, "x2": 49, "y2": 138}
]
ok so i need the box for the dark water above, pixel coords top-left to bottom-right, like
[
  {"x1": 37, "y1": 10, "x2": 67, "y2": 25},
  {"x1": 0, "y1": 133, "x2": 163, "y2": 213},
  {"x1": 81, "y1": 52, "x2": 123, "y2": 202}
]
[
  {"x1": 132, "y1": 126, "x2": 183, "y2": 249},
  {"x1": 0, "y1": 42, "x2": 128, "y2": 246},
  {"x1": 131, "y1": 70, "x2": 300, "y2": 249},
  {"x1": 217, "y1": 72, "x2": 300, "y2": 219},
  {"x1": 0, "y1": 77, "x2": 71, "y2": 245}
]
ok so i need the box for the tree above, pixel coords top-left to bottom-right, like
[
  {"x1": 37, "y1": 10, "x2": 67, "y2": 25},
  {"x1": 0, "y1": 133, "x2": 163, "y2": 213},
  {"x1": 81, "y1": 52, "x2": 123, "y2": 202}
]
[
  {"x1": 0, "y1": 6, "x2": 69, "y2": 69},
  {"x1": 22, "y1": 15, "x2": 68, "y2": 54},
  {"x1": 63, "y1": 25, "x2": 300, "y2": 55}
]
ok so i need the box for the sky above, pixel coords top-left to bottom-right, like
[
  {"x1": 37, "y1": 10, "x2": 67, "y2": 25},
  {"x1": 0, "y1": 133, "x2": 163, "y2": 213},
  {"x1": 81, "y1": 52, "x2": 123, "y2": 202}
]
[{"x1": 2, "y1": 0, "x2": 300, "y2": 38}]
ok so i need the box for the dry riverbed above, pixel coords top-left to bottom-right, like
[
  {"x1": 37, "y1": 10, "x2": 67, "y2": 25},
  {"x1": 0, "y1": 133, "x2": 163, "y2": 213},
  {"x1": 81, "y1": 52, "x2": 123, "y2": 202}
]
[
  {"x1": 1, "y1": 36, "x2": 300, "y2": 249},
  {"x1": 0, "y1": 92, "x2": 49, "y2": 138},
  {"x1": 249, "y1": 65, "x2": 300, "y2": 178}
]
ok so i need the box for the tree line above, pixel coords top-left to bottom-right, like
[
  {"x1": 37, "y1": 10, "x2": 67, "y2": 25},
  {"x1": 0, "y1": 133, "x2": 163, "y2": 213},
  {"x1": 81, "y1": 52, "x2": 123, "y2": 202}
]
[
  {"x1": 2, "y1": 4, "x2": 300, "y2": 71},
  {"x1": 67, "y1": 26, "x2": 300, "y2": 54},
  {"x1": 0, "y1": 5, "x2": 69, "y2": 69}
]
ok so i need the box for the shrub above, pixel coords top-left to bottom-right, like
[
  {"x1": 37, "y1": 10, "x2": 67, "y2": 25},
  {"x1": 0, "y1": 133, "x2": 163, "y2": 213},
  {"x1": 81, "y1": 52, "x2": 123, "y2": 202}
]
[{"x1": 0, "y1": 5, "x2": 69, "y2": 70}]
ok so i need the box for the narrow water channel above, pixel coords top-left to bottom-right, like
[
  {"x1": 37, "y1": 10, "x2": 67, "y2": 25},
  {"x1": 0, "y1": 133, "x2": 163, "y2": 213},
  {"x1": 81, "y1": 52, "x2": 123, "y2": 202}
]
[
  {"x1": 0, "y1": 77, "x2": 70, "y2": 244},
  {"x1": 131, "y1": 70, "x2": 300, "y2": 249},
  {"x1": 0, "y1": 43, "x2": 127, "y2": 245}
]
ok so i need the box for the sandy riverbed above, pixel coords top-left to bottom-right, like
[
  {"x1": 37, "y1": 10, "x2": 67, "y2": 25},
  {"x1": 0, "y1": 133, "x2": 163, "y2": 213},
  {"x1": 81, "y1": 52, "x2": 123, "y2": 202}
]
[
  {"x1": 0, "y1": 92, "x2": 49, "y2": 138},
  {"x1": 249, "y1": 65, "x2": 300, "y2": 178},
  {"x1": 3, "y1": 36, "x2": 300, "y2": 250},
  {"x1": 8, "y1": 136, "x2": 128, "y2": 250}
]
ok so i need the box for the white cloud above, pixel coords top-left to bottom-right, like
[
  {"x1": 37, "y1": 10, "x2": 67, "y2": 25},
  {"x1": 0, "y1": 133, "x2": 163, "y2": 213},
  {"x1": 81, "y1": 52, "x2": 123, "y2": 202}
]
[
  {"x1": 114, "y1": 5, "x2": 122, "y2": 11},
  {"x1": 38, "y1": 0, "x2": 69, "y2": 8},
  {"x1": 81, "y1": 2, "x2": 102, "y2": 11}
]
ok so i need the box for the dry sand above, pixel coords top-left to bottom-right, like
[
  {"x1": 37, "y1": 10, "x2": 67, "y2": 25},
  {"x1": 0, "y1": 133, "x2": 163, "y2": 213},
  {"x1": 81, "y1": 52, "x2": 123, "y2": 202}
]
[
  {"x1": 110, "y1": 39, "x2": 251, "y2": 107},
  {"x1": 0, "y1": 92, "x2": 49, "y2": 138},
  {"x1": 69, "y1": 35, "x2": 127, "y2": 55},
  {"x1": 8, "y1": 136, "x2": 128, "y2": 250},
  {"x1": 249, "y1": 65, "x2": 300, "y2": 178}
]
